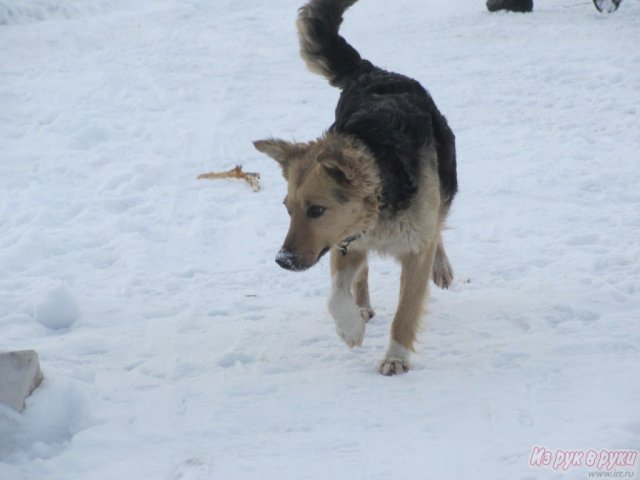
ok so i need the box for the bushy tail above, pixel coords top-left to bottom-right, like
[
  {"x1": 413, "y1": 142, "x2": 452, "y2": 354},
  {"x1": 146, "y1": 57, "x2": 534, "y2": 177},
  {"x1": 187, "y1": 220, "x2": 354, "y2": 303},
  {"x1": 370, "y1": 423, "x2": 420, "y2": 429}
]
[{"x1": 296, "y1": 0, "x2": 369, "y2": 89}]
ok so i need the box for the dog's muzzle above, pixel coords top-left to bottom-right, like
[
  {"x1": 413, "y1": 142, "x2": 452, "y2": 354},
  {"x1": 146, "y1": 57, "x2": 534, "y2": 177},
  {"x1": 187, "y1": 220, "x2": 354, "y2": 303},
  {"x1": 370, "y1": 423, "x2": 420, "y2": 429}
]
[
  {"x1": 275, "y1": 247, "x2": 329, "y2": 271},
  {"x1": 276, "y1": 248, "x2": 304, "y2": 271}
]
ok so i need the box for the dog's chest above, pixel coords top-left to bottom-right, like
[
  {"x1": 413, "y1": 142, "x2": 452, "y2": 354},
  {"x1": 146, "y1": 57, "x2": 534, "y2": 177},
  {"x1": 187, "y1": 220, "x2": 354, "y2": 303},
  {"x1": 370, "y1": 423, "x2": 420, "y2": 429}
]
[
  {"x1": 356, "y1": 154, "x2": 441, "y2": 257},
  {"x1": 359, "y1": 209, "x2": 424, "y2": 256}
]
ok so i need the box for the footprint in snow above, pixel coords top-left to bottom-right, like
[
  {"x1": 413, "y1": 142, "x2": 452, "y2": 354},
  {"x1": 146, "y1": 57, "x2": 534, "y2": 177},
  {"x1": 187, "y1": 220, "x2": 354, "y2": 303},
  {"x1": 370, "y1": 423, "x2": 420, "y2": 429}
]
[
  {"x1": 167, "y1": 457, "x2": 211, "y2": 480},
  {"x1": 216, "y1": 351, "x2": 254, "y2": 368}
]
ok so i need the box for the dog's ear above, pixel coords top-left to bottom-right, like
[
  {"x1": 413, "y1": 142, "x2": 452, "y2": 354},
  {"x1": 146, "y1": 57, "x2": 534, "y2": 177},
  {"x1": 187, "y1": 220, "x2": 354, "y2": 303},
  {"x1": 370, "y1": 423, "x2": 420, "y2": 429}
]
[
  {"x1": 316, "y1": 146, "x2": 363, "y2": 185},
  {"x1": 253, "y1": 139, "x2": 307, "y2": 180},
  {"x1": 318, "y1": 158, "x2": 353, "y2": 186},
  {"x1": 317, "y1": 145, "x2": 381, "y2": 200}
]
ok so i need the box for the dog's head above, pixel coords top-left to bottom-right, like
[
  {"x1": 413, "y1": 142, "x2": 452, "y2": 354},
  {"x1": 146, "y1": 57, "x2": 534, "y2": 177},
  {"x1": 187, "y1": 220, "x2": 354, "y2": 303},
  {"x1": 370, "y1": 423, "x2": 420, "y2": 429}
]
[{"x1": 254, "y1": 133, "x2": 381, "y2": 271}]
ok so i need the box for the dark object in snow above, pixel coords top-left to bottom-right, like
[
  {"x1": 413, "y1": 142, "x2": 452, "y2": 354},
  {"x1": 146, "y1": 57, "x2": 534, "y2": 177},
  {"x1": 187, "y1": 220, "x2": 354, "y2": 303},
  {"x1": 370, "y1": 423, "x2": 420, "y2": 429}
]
[
  {"x1": 593, "y1": 0, "x2": 622, "y2": 13},
  {"x1": 486, "y1": 0, "x2": 533, "y2": 13},
  {"x1": 0, "y1": 350, "x2": 44, "y2": 413},
  {"x1": 486, "y1": 0, "x2": 623, "y2": 13}
]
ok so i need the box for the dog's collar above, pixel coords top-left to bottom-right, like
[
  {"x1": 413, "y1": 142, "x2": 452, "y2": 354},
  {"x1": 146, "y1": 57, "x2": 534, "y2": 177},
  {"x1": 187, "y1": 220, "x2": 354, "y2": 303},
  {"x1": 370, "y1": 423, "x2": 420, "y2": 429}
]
[{"x1": 337, "y1": 233, "x2": 363, "y2": 256}]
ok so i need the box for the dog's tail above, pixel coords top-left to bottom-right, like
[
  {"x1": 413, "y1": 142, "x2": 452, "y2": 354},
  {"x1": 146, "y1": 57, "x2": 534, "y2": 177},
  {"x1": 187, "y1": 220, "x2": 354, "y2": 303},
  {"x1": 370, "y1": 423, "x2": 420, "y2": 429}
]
[{"x1": 297, "y1": 0, "x2": 370, "y2": 89}]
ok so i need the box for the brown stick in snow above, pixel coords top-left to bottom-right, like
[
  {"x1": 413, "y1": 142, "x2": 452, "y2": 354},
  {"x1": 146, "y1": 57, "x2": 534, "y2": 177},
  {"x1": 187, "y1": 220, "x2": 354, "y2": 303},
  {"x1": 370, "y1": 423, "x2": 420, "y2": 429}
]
[{"x1": 197, "y1": 165, "x2": 261, "y2": 192}]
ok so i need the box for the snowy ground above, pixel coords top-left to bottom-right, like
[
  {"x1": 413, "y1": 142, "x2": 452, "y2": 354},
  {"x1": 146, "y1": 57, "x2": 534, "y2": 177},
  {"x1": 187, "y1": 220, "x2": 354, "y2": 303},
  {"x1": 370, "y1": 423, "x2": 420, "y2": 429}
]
[{"x1": 1, "y1": 0, "x2": 639, "y2": 478}]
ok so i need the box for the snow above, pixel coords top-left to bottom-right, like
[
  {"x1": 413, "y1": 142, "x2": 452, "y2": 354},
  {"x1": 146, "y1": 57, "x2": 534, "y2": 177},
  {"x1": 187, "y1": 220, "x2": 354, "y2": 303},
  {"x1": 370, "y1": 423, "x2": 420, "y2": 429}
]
[
  {"x1": 1, "y1": 0, "x2": 639, "y2": 478},
  {"x1": 0, "y1": 0, "x2": 117, "y2": 26},
  {"x1": 32, "y1": 282, "x2": 81, "y2": 330}
]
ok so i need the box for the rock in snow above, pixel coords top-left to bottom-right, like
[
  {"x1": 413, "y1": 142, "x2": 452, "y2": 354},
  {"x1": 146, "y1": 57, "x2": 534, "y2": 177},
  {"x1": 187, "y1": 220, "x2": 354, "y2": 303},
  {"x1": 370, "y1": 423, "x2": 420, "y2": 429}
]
[{"x1": 0, "y1": 350, "x2": 44, "y2": 413}]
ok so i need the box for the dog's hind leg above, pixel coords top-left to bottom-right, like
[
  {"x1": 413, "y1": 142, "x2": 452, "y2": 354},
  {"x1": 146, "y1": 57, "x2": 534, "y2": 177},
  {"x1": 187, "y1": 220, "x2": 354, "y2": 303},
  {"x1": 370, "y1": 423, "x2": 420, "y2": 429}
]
[
  {"x1": 352, "y1": 258, "x2": 375, "y2": 321},
  {"x1": 328, "y1": 248, "x2": 370, "y2": 348},
  {"x1": 432, "y1": 237, "x2": 453, "y2": 289},
  {"x1": 380, "y1": 242, "x2": 437, "y2": 375}
]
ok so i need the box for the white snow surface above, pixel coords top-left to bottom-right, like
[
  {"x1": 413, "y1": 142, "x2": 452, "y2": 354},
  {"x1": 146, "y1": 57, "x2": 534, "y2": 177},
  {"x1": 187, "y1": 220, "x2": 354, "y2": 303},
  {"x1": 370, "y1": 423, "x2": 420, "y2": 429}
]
[{"x1": 1, "y1": 0, "x2": 639, "y2": 478}]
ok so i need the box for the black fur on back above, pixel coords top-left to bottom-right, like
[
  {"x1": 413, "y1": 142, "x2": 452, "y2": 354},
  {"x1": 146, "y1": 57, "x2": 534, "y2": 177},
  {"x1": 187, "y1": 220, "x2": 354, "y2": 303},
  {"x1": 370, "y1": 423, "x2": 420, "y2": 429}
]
[
  {"x1": 330, "y1": 69, "x2": 457, "y2": 211},
  {"x1": 299, "y1": 0, "x2": 458, "y2": 212}
]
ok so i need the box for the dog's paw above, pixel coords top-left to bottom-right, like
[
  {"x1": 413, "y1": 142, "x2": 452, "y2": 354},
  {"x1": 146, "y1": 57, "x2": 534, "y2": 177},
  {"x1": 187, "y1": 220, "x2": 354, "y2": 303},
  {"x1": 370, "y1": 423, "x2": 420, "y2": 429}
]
[
  {"x1": 379, "y1": 357, "x2": 410, "y2": 376},
  {"x1": 360, "y1": 306, "x2": 375, "y2": 322},
  {"x1": 328, "y1": 293, "x2": 367, "y2": 348},
  {"x1": 336, "y1": 316, "x2": 366, "y2": 348},
  {"x1": 432, "y1": 256, "x2": 453, "y2": 289},
  {"x1": 379, "y1": 340, "x2": 411, "y2": 376}
]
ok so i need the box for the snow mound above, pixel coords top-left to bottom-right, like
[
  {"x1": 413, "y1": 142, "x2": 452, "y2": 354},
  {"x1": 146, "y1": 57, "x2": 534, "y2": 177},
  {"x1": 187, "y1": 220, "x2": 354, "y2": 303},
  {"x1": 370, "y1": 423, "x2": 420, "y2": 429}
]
[
  {"x1": 0, "y1": 376, "x2": 93, "y2": 462},
  {"x1": 32, "y1": 282, "x2": 81, "y2": 330},
  {"x1": 0, "y1": 0, "x2": 114, "y2": 25}
]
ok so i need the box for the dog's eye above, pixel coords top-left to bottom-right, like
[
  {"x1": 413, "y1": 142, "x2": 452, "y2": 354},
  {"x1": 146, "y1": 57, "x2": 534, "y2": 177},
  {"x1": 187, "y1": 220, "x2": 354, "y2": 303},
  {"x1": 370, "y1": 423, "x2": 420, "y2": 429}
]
[{"x1": 307, "y1": 205, "x2": 326, "y2": 218}]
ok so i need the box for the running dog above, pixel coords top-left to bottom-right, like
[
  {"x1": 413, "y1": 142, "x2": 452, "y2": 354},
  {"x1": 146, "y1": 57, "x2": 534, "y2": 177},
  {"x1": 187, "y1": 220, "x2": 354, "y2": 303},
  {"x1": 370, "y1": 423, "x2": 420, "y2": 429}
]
[{"x1": 253, "y1": 0, "x2": 458, "y2": 375}]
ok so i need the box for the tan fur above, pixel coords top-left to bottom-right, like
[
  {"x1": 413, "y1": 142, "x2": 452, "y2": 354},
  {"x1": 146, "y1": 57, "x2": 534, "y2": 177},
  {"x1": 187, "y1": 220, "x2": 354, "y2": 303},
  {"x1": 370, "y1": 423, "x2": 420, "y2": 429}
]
[
  {"x1": 255, "y1": 133, "x2": 382, "y2": 270},
  {"x1": 254, "y1": 135, "x2": 452, "y2": 375},
  {"x1": 352, "y1": 259, "x2": 374, "y2": 320},
  {"x1": 353, "y1": 144, "x2": 445, "y2": 373}
]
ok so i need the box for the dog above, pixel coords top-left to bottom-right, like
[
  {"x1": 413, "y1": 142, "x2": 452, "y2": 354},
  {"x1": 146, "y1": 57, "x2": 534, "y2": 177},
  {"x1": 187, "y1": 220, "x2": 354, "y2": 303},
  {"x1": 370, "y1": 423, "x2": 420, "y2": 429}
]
[{"x1": 253, "y1": 0, "x2": 458, "y2": 375}]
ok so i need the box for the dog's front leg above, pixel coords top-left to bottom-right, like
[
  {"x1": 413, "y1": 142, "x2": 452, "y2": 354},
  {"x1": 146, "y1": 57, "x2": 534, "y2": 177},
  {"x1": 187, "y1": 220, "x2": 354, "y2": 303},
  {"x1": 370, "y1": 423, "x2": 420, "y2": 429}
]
[
  {"x1": 328, "y1": 248, "x2": 369, "y2": 348},
  {"x1": 380, "y1": 243, "x2": 437, "y2": 375},
  {"x1": 352, "y1": 257, "x2": 375, "y2": 321},
  {"x1": 432, "y1": 237, "x2": 454, "y2": 289}
]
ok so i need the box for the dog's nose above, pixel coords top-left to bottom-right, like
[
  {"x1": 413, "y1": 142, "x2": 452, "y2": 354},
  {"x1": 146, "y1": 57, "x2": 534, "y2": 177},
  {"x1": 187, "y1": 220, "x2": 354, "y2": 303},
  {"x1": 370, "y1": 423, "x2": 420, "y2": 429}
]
[{"x1": 275, "y1": 249, "x2": 296, "y2": 270}]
